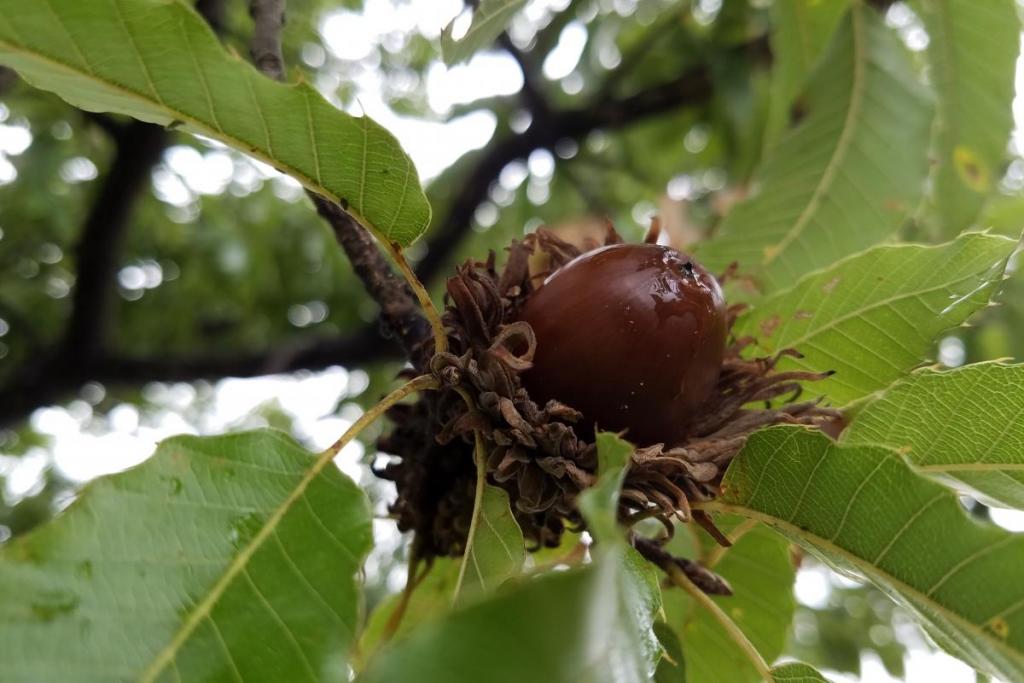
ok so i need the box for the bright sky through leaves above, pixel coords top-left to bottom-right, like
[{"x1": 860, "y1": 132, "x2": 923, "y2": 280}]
[{"x1": 1, "y1": 3, "x2": 1024, "y2": 680}]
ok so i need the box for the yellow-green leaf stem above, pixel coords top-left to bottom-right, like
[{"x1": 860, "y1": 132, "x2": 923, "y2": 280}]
[
  {"x1": 664, "y1": 561, "x2": 774, "y2": 683},
  {"x1": 451, "y1": 389, "x2": 525, "y2": 605}
]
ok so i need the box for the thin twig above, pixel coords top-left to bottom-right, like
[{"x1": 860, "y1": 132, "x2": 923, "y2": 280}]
[
  {"x1": 312, "y1": 196, "x2": 436, "y2": 368},
  {"x1": 633, "y1": 537, "x2": 732, "y2": 596}
]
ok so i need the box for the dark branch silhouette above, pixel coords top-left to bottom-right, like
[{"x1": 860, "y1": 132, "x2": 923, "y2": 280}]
[
  {"x1": 414, "y1": 35, "x2": 769, "y2": 284},
  {"x1": 248, "y1": 0, "x2": 287, "y2": 81},
  {"x1": 246, "y1": 0, "x2": 434, "y2": 369},
  {"x1": 0, "y1": 328, "x2": 400, "y2": 426},
  {"x1": 0, "y1": 11, "x2": 774, "y2": 426},
  {"x1": 0, "y1": 66, "x2": 15, "y2": 95},
  {"x1": 64, "y1": 122, "x2": 169, "y2": 361},
  {"x1": 0, "y1": 118, "x2": 169, "y2": 428},
  {"x1": 311, "y1": 197, "x2": 434, "y2": 369},
  {"x1": 194, "y1": 0, "x2": 228, "y2": 35}
]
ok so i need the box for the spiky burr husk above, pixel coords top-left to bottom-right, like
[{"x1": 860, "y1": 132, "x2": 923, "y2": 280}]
[{"x1": 374, "y1": 227, "x2": 838, "y2": 591}]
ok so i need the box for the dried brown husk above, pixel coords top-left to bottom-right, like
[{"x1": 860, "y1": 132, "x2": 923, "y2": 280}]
[{"x1": 374, "y1": 227, "x2": 837, "y2": 587}]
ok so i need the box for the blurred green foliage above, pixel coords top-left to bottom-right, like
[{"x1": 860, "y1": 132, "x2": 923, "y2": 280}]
[{"x1": 0, "y1": 0, "x2": 1021, "y2": 677}]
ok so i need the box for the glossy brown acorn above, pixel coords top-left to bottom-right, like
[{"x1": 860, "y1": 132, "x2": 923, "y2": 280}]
[{"x1": 517, "y1": 243, "x2": 728, "y2": 446}]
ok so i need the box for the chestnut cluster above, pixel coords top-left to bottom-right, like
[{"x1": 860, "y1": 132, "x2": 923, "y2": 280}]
[{"x1": 374, "y1": 226, "x2": 836, "y2": 586}]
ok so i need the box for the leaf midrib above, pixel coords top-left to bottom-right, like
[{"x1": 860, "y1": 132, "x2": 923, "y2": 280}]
[
  {"x1": 761, "y1": 263, "x2": 996, "y2": 352},
  {"x1": 762, "y1": 4, "x2": 867, "y2": 270},
  {"x1": 137, "y1": 435, "x2": 352, "y2": 682},
  {"x1": 920, "y1": 463, "x2": 1024, "y2": 473},
  {"x1": 703, "y1": 501, "x2": 1024, "y2": 672}
]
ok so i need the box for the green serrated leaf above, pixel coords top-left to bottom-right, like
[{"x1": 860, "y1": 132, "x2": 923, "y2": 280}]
[
  {"x1": 580, "y1": 431, "x2": 664, "y2": 680},
  {"x1": 980, "y1": 196, "x2": 1024, "y2": 239},
  {"x1": 763, "y1": 0, "x2": 849, "y2": 152},
  {"x1": 358, "y1": 430, "x2": 662, "y2": 683},
  {"x1": 771, "y1": 661, "x2": 835, "y2": 682},
  {"x1": 356, "y1": 556, "x2": 660, "y2": 683},
  {"x1": 699, "y1": 5, "x2": 933, "y2": 292},
  {"x1": 454, "y1": 478, "x2": 525, "y2": 604},
  {"x1": 441, "y1": 0, "x2": 527, "y2": 66},
  {"x1": 663, "y1": 518, "x2": 796, "y2": 683},
  {"x1": 0, "y1": 0, "x2": 431, "y2": 246},
  {"x1": 715, "y1": 426, "x2": 1024, "y2": 682},
  {"x1": 844, "y1": 362, "x2": 1024, "y2": 510},
  {"x1": 0, "y1": 430, "x2": 373, "y2": 683},
  {"x1": 653, "y1": 620, "x2": 686, "y2": 683},
  {"x1": 736, "y1": 233, "x2": 1017, "y2": 405},
  {"x1": 911, "y1": 0, "x2": 1020, "y2": 237},
  {"x1": 579, "y1": 432, "x2": 634, "y2": 543},
  {"x1": 359, "y1": 559, "x2": 461, "y2": 665}
]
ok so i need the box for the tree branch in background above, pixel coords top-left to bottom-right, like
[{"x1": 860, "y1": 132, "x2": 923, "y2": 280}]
[
  {"x1": 498, "y1": 34, "x2": 550, "y2": 125},
  {"x1": 312, "y1": 197, "x2": 434, "y2": 368},
  {"x1": 0, "y1": 118, "x2": 170, "y2": 428},
  {"x1": 0, "y1": 12, "x2": 773, "y2": 425},
  {"x1": 0, "y1": 0, "x2": 235, "y2": 426},
  {"x1": 415, "y1": 35, "x2": 770, "y2": 284},
  {"x1": 247, "y1": 0, "x2": 435, "y2": 369},
  {"x1": 195, "y1": 0, "x2": 228, "y2": 35},
  {"x1": 82, "y1": 111, "x2": 128, "y2": 140},
  {"x1": 64, "y1": 122, "x2": 169, "y2": 361},
  {"x1": 0, "y1": 327, "x2": 400, "y2": 427},
  {"x1": 0, "y1": 66, "x2": 15, "y2": 95},
  {"x1": 248, "y1": 0, "x2": 287, "y2": 81},
  {"x1": 100, "y1": 326, "x2": 399, "y2": 381}
]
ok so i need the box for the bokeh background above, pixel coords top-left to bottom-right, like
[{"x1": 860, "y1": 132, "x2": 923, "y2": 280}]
[{"x1": 1, "y1": 1, "x2": 1022, "y2": 680}]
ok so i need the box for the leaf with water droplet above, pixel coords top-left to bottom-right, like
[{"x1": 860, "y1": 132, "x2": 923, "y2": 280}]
[
  {"x1": 0, "y1": 430, "x2": 373, "y2": 680},
  {"x1": 230, "y1": 511, "x2": 265, "y2": 549},
  {"x1": 75, "y1": 560, "x2": 93, "y2": 580},
  {"x1": 31, "y1": 590, "x2": 78, "y2": 622}
]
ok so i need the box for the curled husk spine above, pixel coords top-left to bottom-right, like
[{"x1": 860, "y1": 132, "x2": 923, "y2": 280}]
[{"x1": 374, "y1": 228, "x2": 837, "y2": 589}]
